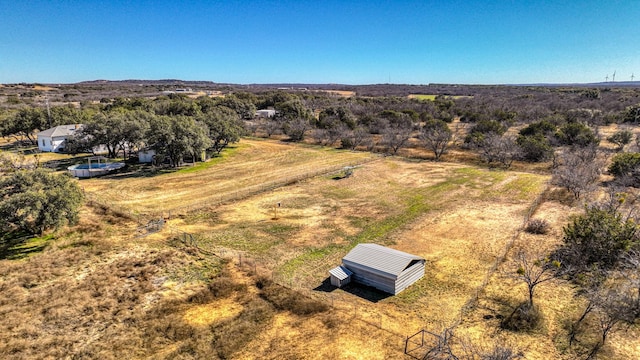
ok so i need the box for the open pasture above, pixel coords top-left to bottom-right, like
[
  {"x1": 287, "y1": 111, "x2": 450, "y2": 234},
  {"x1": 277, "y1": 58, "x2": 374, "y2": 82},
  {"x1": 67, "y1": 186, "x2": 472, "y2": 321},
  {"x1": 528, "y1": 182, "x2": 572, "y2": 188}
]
[
  {"x1": 79, "y1": 138, "x2": 559, "y2": 357},
  {"x1": 4, "y1": 138, "x2": 639, "y2": 359},
  {"x1": 81, "y1": 139, "x2": 375, "y2": 216}
]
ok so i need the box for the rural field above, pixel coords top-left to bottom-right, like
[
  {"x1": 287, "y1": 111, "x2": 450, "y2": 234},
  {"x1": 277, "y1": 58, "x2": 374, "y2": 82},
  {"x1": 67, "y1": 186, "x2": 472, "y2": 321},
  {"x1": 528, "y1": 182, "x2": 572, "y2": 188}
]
[{"x1": 7, "y1": 136, "x2": 637, "y2": 359}]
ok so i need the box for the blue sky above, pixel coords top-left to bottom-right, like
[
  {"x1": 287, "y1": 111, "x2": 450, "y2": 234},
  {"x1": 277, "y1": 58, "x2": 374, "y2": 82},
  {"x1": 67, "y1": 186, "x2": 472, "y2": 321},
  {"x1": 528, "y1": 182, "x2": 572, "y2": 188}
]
[{"x1": 1, "y1": 1, "x2": 639, "y2": 85}]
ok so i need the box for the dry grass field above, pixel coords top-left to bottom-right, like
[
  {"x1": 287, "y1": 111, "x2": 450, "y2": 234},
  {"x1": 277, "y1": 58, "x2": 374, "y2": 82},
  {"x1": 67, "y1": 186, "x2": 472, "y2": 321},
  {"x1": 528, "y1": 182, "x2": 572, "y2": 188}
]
[{"x1": 1, "y1": 138, "x2": 639, "y2": 359}]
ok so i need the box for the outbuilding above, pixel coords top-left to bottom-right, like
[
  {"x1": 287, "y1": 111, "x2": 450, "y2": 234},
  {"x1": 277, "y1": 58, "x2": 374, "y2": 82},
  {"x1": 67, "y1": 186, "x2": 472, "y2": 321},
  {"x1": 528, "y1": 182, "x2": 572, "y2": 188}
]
[
  {"x1": 330, "y1": 243, "x2": 425, "y2": 295},
  {"x1": 37, "y1": 124, "x2": 83, "y2": 152},
  {"x1": 138, "y1": 148, "x2": 156, "y2": 163},
  {"x1": 255, "y1": 109, "x2": 276, "y2": 118}
]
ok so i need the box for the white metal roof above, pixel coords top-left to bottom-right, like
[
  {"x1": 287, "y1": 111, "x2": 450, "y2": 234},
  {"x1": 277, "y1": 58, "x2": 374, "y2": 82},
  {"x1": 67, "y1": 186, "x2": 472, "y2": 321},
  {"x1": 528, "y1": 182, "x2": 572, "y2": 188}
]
[
  {"x1": 329, "y1": 266, "x2": 353, "y2": 281},
  {"x1": 343, "y1": 243, "x2": 424, "y2": 277},
  {"x1": 37, "y1": 124, "x2": 83, "y2": 138}
]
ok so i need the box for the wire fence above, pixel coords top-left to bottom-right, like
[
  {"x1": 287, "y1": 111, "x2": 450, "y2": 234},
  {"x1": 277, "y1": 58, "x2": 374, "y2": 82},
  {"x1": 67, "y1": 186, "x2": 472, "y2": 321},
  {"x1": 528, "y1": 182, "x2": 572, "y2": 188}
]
[
  {"x1": 84, "y1": 155, "x2": 552, "y2": 357},
  {"x1": 85, "y1": 155, "x2": 379, "y2": 225}
]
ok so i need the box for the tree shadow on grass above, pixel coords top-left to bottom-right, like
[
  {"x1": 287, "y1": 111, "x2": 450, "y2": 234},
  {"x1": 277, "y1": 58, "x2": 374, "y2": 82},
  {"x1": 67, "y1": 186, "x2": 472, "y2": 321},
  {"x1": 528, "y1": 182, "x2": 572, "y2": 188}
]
[
  {"x1": 313, "y1": 277, "x2": 391, "y2": 303},
  {"x1": 0, "y1": 232, "x2": 49, "y2": 260}
]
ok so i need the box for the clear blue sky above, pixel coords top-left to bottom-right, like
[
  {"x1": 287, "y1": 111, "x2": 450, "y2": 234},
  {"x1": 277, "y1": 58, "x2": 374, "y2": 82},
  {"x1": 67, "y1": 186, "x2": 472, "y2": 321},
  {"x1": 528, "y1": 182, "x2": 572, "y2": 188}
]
[{"x1": 1, "y1": 1, "x2": 639, "y2": 85}]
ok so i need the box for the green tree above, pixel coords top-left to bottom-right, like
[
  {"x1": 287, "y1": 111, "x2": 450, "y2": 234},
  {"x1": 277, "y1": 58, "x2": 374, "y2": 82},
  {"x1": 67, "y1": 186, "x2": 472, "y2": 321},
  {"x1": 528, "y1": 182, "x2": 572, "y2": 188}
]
[
  {"x1": 0, "y1": 169, "x2": 83, "y2": 235},
  {"x1": 276, "y1": 100, "x2": 313, "y2": 142},
  {"x1": 216, "y1": 94, "x2": 257, "y2": 120},
  {"x1": 608, "y1": 152, "x2": 640, "y2": 184},
  {"x1": 560, "y1": 205, "x2": 638, "y2": 271},
  {"x1": 147, "y1": 116, "x2": 211, "y2": 167},
  {"x1": 607, "y1": 129, "x2": 633, "y2": 152},
  {"x1": 555, "y1": 121, "x2": 600, "y2": 147},
  {"x1": 318, "y1": 107, "x2": 356, "y2": 130},
  {"x1": 517, "y1": 133, "x2": 554, "y2": 162},
  {"x1": 464, "y1": 119, "x2": 507, "y2": 146},
  {"x1": 199, "y1": 106, "x2": 244, "y2": 154},
  {"x1": 49, "y1": 105, "x2": 92, "y2": 126},
  {"x1": 0, "y1": 107, "x2": 47, "y2": 144},
  {"x1": 518, "y1": 119, "x2": 557, "y2": 137},
  {"x1": 622, "y1": 104, "x2": 640, "y2": 123}
]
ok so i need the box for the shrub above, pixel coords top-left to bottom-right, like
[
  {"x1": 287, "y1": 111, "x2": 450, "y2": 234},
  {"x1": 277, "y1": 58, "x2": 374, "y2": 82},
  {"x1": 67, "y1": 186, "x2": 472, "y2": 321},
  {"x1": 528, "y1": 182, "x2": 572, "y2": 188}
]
[
  {"x1": 560, "y1": 205, "x2": 638, "y2": 271},
  {"x1": 608, "y1": 152, "x2": 640, "y2": 179},
  {"x1": 501, "y1": 302, "x2": 542, "y2": 332},
  {"x1": 607, "y1": 130, "x2": 633, "y2": 151},
  {"x1": 525, "y1": 218, "x2": 550, "y2": 235},
  {"x1": 517, "y1": 134, "x2": 554, "y2": 162},
  {"x1": 555, "y1": 122, "x2": 599, "y2": 147}
]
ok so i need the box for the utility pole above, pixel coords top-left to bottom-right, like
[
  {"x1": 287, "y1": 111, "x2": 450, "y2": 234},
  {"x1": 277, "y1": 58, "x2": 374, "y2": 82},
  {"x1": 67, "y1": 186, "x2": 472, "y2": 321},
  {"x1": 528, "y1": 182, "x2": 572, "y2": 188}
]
[{"x1": 45, "y1": 96, "x2": 51, "y2": 128}]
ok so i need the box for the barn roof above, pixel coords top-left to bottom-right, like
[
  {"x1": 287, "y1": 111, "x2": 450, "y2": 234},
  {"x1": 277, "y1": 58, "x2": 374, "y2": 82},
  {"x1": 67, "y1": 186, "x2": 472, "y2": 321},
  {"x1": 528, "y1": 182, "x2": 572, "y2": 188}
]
[
  {"x1": 37, "y1": 124, "x2": 83, "y2": 138},
  {"x1": 343, "y1": 243, "x2": 424, "y2": 277}
]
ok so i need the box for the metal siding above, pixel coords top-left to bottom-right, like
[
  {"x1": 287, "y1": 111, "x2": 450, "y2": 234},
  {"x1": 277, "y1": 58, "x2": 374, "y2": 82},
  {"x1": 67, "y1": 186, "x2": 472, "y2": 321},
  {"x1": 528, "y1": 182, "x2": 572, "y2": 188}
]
[
  {"x1": 394, "y1": 261, "x2": 425, "y2": 294},
  {"x1": 344, "y1": 261, "x2": 397, "y2": 294}
]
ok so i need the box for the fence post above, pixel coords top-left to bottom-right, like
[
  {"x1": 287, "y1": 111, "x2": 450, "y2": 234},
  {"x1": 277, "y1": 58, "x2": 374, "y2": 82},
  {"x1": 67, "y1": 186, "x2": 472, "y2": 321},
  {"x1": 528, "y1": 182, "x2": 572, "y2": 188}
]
[{"x1": 404, "y1": 337, "x2": 409, "y2": 354}]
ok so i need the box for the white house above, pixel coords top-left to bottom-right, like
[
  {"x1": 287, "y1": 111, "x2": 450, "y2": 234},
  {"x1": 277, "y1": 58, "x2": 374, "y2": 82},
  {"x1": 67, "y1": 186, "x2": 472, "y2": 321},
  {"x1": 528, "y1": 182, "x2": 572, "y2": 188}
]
[{"x1": 37, "y1": 124, "x2": 83, "y2": 153}]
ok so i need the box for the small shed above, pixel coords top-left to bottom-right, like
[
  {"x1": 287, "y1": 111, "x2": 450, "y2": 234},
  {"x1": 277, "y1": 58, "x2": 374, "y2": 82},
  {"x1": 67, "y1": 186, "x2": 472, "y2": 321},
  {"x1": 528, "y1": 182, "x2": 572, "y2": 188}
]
[
  {"x1": 138, "y1": 149, "x2": 156, "y2": 163},
  {"x1": 335, "y1": 243, "x2": 425, "y2": 295},
  {"x1": 329, "y1": 265, "x2": 353, "y2": 288}
]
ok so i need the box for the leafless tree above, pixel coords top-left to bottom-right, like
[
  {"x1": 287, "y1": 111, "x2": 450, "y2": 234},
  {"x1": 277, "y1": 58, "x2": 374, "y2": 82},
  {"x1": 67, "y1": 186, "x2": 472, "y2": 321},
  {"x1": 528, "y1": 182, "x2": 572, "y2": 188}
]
[
  {"x1": 420, "y1": 119, "x2": 452, "y2": 161},
  {"x1": 552, "y1": 146, "x2": 603, "y2": 199},
  {"x1": 340, "y1": 127, "x2": 370, "y2": 150},
  {"x1": 478, "y1": 134, "x2": 519, "y2": 168},
  {"x1": 263, "y1": 119, "x2": 281, "y2": 138},
  {"x1": 381, "y1": 123, "x2": 413, "y2": 155},
  {"x1": 511, "y1": 249, "x2": 558, "y2": 308},
  {"x1": 585, "y1": 285, "x2": 636, "y2": 359}
]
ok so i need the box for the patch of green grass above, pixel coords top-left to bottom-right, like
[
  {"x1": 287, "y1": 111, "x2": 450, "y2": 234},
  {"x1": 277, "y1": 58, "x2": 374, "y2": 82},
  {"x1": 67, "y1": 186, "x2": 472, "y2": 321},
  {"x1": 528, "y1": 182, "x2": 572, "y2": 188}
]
[
  {"x1": 502, "y1": 174, "x2": 547, "y2": 199},
  {"x1": 278, "y1": 194, "x2": 434, "y2": 277},
  {"x1": 409, "y1": 94, "x2": 473, "y2": 101},
  {"x1": 320, "y1": 185, "x2": 357, "y2": 200},
  {"x1": 278, "y1": 244, "x2": 344, "y2": 277},
  {"x1": 262, "y1": 223, "x2": 301, "y2": 240},
  {"x1": 411, "y1": 94, "x2": 438, "y2": 101},
  {"x1": 203, "y1": 228, "x2": 282, "y2": 254},
  {"x1": 176, "y1": 144, "x2": 244, "y2": 174},
  {"x1": 0, "y1": 233, "x2": 52, "y2": 260},
  {"x1": 347, "y1": 216, "x2": 375, "y2": 229}
]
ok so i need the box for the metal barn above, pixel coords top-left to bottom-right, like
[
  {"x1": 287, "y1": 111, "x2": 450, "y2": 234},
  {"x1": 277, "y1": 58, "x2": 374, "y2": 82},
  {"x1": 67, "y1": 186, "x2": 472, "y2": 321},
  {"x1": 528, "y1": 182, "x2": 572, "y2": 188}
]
[{"x1": 335, "y1": 243, "x2": 425, "y2": 295}]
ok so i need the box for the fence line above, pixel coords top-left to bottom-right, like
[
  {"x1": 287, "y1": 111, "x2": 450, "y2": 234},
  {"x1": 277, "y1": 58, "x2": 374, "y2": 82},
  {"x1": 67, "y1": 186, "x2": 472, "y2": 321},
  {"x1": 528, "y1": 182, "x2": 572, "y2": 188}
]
[
  {"x1": 452, "y1": 182, "x2": 550, "y2": 327},
  {"x1": 84, "y1": 156, "x2": 379, "y2": 226}
]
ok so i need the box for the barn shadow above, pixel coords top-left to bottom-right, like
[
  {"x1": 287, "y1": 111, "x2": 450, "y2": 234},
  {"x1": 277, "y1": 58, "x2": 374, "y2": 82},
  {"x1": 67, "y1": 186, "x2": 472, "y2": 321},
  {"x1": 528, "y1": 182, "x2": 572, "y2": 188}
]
[{"x1": 313, "y1": 277, "x2": 391, "y2": 303}]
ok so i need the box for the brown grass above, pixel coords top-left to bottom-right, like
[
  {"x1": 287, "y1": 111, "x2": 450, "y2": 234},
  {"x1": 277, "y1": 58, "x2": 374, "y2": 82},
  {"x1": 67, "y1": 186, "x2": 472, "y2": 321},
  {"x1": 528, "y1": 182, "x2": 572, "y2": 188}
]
[
  {"x1": 2, "y1": 138, "x2": 639, "y2": 359},
  {"x1": 81, "y1": 139, "x2": 375, "y2": 215}
]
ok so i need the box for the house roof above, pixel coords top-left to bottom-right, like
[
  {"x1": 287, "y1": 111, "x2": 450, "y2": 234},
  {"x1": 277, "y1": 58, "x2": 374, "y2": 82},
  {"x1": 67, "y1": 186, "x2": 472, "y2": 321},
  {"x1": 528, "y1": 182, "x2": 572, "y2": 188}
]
[
  {"x1": 37, "y1": 124, "x2": 83, "y2": 138},
  {"x1": 329, "y1": 266, "x2": 353, "y2": 281},
  {"x1": 343, "y1": 243, "x2": 424, "y2": 277}
]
